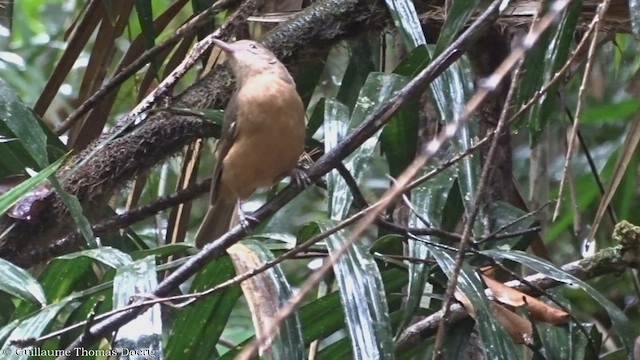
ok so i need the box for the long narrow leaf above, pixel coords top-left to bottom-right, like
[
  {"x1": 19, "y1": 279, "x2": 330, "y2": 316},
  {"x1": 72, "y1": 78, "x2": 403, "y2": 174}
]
[
  {"x1": 165, "y1": 256, "x2": 241, "y2": 359},
  {"x1": 323, "y1": 73, "x2": 409, "y2": 359},
  {"x1": 399, "y1": 166, "x2": 456, "y2": 332},
  {"x1": 384, "y1": 0, "x2": 426, "y2": 50},
  {"x1": 228, "y1": 240, "x2": 304, "y2": 360},
  {"x1": 113, "y1": 256, "x2": 163, "y2": 359},
  {"x1": 0, "y1": 258, "x2": 46, "y2": 306},
  {"x1": 1, "y1": 301, "x2": 70, "y2": 359}
]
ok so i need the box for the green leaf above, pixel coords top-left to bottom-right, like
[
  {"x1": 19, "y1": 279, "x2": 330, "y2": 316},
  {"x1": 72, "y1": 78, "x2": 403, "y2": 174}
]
[
  {"x1": 484, "y1": 201, "x2": 536, "y2": 250},
  {"x1": 220, "y1": 268, "x2": 408, "y2": 359},
  {"x1": 59, "y1": 291, "x2": 112, "y2": 348},
  {"x1": 38, "y1": 256, "x2": 97, "y2": 302},
  {"x1": 0, "y1": 155, "x2": 64, "y2": 215},
  {"x1": 316, "y1": 337, "x2": 353, "y2": 359},
  {"x1": 56, "y1": 246, "x2": 132, "y2": 269},
  {"x1": 434, "y1": 0, "x2": 484, "y2": 55},
  {"x1": 0, "y1": 257, "x2": 46, "y2": 306},
  {"x1": 113, "y1": 256, "x2": 162, "y2": 357},
  {"x1": 298, "y1": 286, "x2": 345, "y2": 343},
  {"x1": 441, "y1": 178, "x2": 464, "y2": 233},
  {"x1": 384, "y1": 0, "x2": 426, "y2": 50},
  {"x1": 536, "y1": 322, "x2": 600, "y2": 360},
  {"x1": 323, "y1": 72, "x2": 412, "y2": 359},
  {"x1": 165, "y1": 256, "x2": 241, "y2": 359},
  {"x1": 442, "y1": 317, "x2": 476, "y2": 360},
  {"x1": 328, "y1": 72, "x2": 408, "y2": 219},
  {"x1": 324, "y1": 98, "x2": 349, "y2": 217},
  {"x1": 0, "y1": 76, "x2": 96, "y2": 247},
  {"x1": 131, "y1": 243, "x2": 193, "y2": 260},
  {"x1": 296, "y1": 59, "x2": 326, "y2": 107},
  {"x1": 394, "y1": 45, "x2": 430, "y2": 78},
  {"x1": 399, "y1": 166, "x2": 456, "y2": 332},
  {"x1": 382, "y1": 62, "x2": 419, "y2": 177},
  {"x1": 519, "y1": 0, "x2": 581, "y2": 138},
  {"x1": 429, "y1": 58, "x2": 483, "y2": 235},
  {"x1": 318, "y1": 220, "x2": 395, "y2": 360},
  {"x1": 50, "y1": 177, "x2": 97, "y2": 247},
  {"x1": 0, "y1": 78, "x2": 48, "y2": 168},
  {"x1": 198, "y1": 108, "x2": 225, "y2": 126},
  {"x1": 336, "y1": 40, "x2": 375, "y2": 112},
  {"x1": 1, "y1": 300, "x2": 70, "y2": 359},
  {"x1": 307, "y1": 98, "x2": 325, "y2": 138},
  {"x1": 581, "y1": 99, "x2": 640, "y2": 124},
  {"x1": 134, "y1": 0, "x2": 156, "y2": 51}
]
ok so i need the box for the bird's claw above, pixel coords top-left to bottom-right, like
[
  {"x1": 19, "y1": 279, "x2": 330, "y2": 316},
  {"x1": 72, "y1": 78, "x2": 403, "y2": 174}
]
[
  {"x1": 291, "y1": 168, "x2": 311, "y2": 188},
  {"x1": 237, "y1": 204, "x2": 258, "y2": 232}
]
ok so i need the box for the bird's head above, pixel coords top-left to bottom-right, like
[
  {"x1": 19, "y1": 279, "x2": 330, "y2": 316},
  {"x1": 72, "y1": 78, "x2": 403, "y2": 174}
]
[{"x1": 213, "y1": 39, "x2": 293, "y2": 85}]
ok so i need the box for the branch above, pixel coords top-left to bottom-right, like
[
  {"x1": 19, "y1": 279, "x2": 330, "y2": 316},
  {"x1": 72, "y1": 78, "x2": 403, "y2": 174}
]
[
  {"x1": 12, "y1": 179, "x2": 211, "y2": 267},
  {"x1": 0, "y1": 0, "x2": 390, "y2": 264}
]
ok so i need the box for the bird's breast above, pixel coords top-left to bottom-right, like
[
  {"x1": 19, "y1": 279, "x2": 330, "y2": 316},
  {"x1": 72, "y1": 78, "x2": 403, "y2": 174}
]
[{"x1": 220, "y1": 75, "x2": 306, "y2": 200}]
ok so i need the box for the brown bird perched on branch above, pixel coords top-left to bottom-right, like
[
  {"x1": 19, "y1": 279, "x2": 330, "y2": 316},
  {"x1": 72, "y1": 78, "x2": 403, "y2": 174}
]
[{"x1": 194, "y1": 39, "x2": 306, "y2": 248}]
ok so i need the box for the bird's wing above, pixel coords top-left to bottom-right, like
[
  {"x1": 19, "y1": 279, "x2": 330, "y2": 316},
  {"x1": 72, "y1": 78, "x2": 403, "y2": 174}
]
[{"x1": 210, "y1": 91, "x2": 240, "y2": 204}]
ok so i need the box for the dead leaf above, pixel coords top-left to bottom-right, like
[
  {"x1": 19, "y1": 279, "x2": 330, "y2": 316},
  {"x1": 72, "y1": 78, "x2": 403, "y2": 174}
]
[
  {"x1": 454, "y1": 289, "x2": 476, "y2": 318},
  {"x1": 6, "y1": 182, "x2": 52, "y2": 223},
  {"x1": 491, "y1": 302, "x2": 534, "y2": 344},
  {"x1": 483, "y1": 275, "x2": 569, "y2": 326}
]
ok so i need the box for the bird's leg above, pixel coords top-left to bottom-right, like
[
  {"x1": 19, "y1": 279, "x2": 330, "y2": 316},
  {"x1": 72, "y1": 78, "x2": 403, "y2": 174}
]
[{"x1": 236, "y1": 200, "x2": 258, "y2": 232}]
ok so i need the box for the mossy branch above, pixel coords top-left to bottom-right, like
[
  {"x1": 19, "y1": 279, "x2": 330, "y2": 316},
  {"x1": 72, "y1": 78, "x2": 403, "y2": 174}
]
[{"x1": 0, "y1": 0, "x2": 390, "y2": 265}]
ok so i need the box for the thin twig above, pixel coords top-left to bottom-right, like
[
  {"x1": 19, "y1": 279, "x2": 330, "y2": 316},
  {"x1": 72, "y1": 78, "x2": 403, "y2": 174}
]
[
  {"x1": 432, "y1": 42, "x2": 525, "y2": 360},
  {"x1": 476, "y1": 202, "x2": 551, "y2": 244},
  {"x1": 55, "y1": 0, "x2": 239, "y2": 134},
  {"x1": 115, "y1": 0, "x2": 264, "y2": 131},
  {"x1": 553, "y1": 0, "x2": 611, "y2": 220}
]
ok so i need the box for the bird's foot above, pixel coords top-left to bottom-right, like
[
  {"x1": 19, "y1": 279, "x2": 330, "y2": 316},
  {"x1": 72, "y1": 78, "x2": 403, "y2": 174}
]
[
  {"x1": 236, "y1": 202, "x2": 258, "y2": 232},
  {"x1": 291, "y1": 168, "x2": 311, "y2": 188}
]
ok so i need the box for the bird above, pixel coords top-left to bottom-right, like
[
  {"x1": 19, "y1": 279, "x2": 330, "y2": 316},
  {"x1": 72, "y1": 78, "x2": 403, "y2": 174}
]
[{"x1": 194, "y1": 38, "x2": 306, "y2": 248}]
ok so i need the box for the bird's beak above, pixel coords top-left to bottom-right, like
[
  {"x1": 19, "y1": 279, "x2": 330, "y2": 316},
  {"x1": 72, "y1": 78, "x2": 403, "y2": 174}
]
[{"x1": 213, "y1": 38, "x2": 236, "y2": 54}]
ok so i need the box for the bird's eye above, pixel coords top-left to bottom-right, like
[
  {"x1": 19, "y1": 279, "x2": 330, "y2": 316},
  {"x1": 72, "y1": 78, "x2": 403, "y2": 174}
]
[{"x1": 249, "y1": 43, "x2": 258, "y2": 50}]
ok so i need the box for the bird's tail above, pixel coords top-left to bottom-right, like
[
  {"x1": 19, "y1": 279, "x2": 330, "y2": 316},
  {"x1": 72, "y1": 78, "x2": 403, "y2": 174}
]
[{"x1": 194, "y1": 199, "x2": 236, "y2": 248}]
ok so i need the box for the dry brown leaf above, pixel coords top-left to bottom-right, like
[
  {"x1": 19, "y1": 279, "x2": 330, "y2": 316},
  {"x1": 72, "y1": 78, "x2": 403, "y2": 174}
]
[
  {"x1": 478, "y1": 266, "x2": 496, "y2": 279},
  {"x1": 228, "y1": 243, "x2": 281, "y2": 354},
  {"x1": 491, "y1": 302, "x2": 534, "y2": 345},
  {"x1": 7, "y1": 182, "x2": 51, "y2": 222},
  {"x1": 454, "y1": 289, "x2": 476, "y2": 319},
  {"x1": 483, "y1": 275, "x2": 569, "y2": 326},
  {"x1": 522, "y1": 294, "x2": 570, "y2": 326}
]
